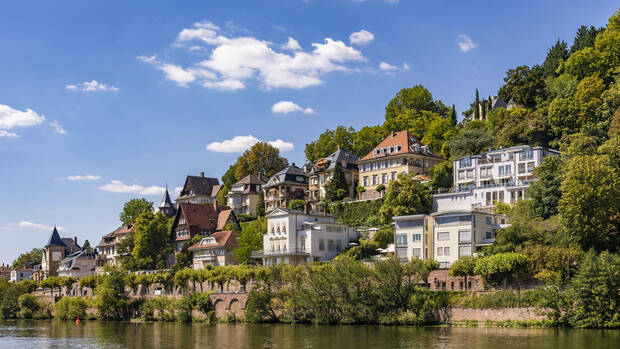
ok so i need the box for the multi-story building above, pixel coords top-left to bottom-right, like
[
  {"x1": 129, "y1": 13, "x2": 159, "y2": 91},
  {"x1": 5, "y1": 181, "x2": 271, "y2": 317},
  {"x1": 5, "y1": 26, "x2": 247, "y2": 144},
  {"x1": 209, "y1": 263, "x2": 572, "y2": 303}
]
[
  {"x1": 0, "y1": 264, "x2": 11, "y2": 279},
  {"x1": 57, "y1": 250, "x2": 97, "y2": 278},
  {"x1": 176, "y1": 172, "x2": 223, "y2": 205},
  {"x1": 263, "y1": 164, "x2": 308, "y2": 213},
  {"x1": 393, "y1": 211, "x2": 506, "y2": 268},
  {"x1": 41, "y1": 228, "x2": 81, "y2": 279},
  {"x1": 256, "y1": 207, "x2": 358, "y2": 265},
  {"x1": 308, "y1": 146, "x2": 359, "y2": 202},
  {"x1": 226, "y1": 174, "x2": 268, "y2": 216},
  {"x1": 10, "y1": 268, "x2": 33, "y2": 282},
  {"x1": 433, "y1": 145, "x2": 560, "y2": 212},
  {"x1": 357, "y1": 131, "x2": 443, "y2": 200},
  {"x1": 188, "y1": 230, "x2": 239, "y2": 268},
  {"x1": 95, "y1": 224, "x2": 134, "y2": 270}
]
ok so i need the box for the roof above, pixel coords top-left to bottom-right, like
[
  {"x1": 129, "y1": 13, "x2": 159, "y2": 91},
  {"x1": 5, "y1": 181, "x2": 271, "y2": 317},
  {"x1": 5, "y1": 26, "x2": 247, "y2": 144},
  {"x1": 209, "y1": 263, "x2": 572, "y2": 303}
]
[
  {"x1": 229, "y1": 174, "x2": 268, "y2": 195},
  {"x1": 159, "y1": 188, "x2": 174, "y2": 208},
  {"x1": 266, "y1": 207, "x2": 334, "y2": 219},
  {"x1": 171, "y1": 203, "x2": 236, "y2": 241},
  {"x1": 491, "y1": 96, "x2": 507, "y2": 109},
  {"x1": 453, "y1": 145, "x2": 561, "y2": 161},
  {"x1": 179, "y1": 175, "x2": 220, "y2": 198},
  {"x1": 96, "y1": 225, "x2": 135, "y2": 248},
  {"x1": 263, "y1": 164, "x2": 308, "y2": 188},
  {"x1": 309, "y1": 147, "x2": 359, "y2": 174},
  {"x1": 359, "y1": 130, "x2": 441, "y2": 161},
  {"x1": 235, "y1": 173, "x2": 268, "y2": 186},
  {"x1": 45, "y1": 227, "x2": 66, "y2": 247},
  {"x1": 188, "y1": 230, "x2": 239, "y2": 250}
]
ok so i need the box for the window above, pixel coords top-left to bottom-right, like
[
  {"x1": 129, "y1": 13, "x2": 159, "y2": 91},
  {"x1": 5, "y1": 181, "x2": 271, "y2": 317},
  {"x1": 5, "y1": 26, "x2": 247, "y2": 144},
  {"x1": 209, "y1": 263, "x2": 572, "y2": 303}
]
[
  {"x1": 466, "y1": 169, "x2": 474, "y2": 179},
  {"x1": 391, "y1": 160, "x2": 397, "y2": 167},
  {"x1": 459, "y1": 246, "x2": 471, "y2": 257},
  {"x1": 382, "y1": 173, "x2": 388, "y2": 184},
  {"x1": 480, "y1": 167, "x2": 492, "y2": 178},
  {"x1": 458, "y1": 230, "x2": 471, "y2": 244},
  {"x1": 437, "y1": 247, "x2": 443, "y2": 256},
  {"x1": 485, "y1": 231, "x2": 494, "y2": 239},
  {"x1": 458, "y1": 171, "x2": 465, "y2": 180},
  {"x1": 336, "y1": 240, "x2": 342, "y2": 251},
  {"x1": 412, "y1": 248, "x2": 422, "y2": 258},
  {"x1": 527, "y1": 162, "x2": 535, "y2": 173},
  {"x1": 396, "y1": 219, "x2": 423, "y2": 229},
  {"x1": 444, "y1": 247, "x2": 450, "y2": 255},
  {"x1": 459, "y1": 157, "x2": 472, "y2": 168},
  {"x1": 391, "y1": 172, "x2": 397, "y2": 180},
  {"x1": 363, "y1": 176, "x2": 369, "y2": 186},
  {"x1": 319, "y1": 239, "x2": 325, "y2": 251},
  {"x1": 437, "y1": 232, "x2": 450, "y2": 241},
  {"x1": 518, "y1": 163, "x2": 526, "y2": 174},
  {"x1": 396, "y1": 249, "x2": 408, "y2": 260},
  {"x1": 485, "y1": 217, "x2": 492, "y2": 225},
  {"x1": 435, "y1": 215, "x2": 472, "y2": 225},
  {"x1": 372, "y1": 175, "x2": 378, "y2": 185},
  {"x1": 412, "y1": 234, "x2": 421, "y2": 242},
  {"x1": 499, "y1": 165, "x2": 512, "y2": 176},
  {"x1": 396, "y1": 234, "x2": 408, "y2": 247},
  {"x1": 520, "y1": 149, "x2": 533, "y2": 160},
  {"x1": 328, "y1": 239, "x2": 335, "y2": 251}
]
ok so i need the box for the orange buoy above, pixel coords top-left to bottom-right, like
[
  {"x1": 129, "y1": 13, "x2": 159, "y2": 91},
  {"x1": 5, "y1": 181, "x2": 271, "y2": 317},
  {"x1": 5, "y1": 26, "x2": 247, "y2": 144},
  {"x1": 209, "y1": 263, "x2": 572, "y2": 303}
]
[{"x1": 75, "y1": 315, "x2": 81, "y2": 325}]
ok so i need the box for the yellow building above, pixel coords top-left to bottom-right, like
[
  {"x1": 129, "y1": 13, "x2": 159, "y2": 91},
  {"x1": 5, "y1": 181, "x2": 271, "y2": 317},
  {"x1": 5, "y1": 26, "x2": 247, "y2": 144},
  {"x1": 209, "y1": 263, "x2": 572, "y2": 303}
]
[{"x1": 357, "y1": 130, "x2": 443, "y2": 200}]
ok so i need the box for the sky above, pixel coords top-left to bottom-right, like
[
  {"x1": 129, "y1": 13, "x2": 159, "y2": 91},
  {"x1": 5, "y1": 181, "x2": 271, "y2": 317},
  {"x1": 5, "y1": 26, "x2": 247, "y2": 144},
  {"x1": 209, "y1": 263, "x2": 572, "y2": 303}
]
[{"x1": 0, "y1": 0, "x2": 617, "y2": 264}]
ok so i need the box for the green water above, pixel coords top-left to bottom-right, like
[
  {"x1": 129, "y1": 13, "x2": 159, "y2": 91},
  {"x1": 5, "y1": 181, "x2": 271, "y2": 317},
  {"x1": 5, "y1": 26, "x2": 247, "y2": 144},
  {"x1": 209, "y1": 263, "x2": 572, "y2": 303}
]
[{"x1": 0, "y1": 320, "x2": 617, "y2": 348}]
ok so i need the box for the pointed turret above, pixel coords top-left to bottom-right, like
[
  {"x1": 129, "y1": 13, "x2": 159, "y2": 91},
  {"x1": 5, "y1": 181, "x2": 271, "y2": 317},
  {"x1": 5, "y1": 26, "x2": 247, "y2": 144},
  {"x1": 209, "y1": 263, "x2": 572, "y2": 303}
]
[
  {"x1": 158, "y1": 186, "x2": 176, "y2": 218},
  {"x1": 45, "y1": 227, "x2": 66, "y2": 247}
]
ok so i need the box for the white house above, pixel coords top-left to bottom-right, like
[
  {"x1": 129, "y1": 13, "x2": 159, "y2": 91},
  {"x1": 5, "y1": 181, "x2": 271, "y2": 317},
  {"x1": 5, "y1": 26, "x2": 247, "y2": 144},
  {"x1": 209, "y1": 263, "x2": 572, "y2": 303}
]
[
  {"x1": 10, "y1": 268, "x2": 33, "y2": 282},
  {"x1": 57, "y1": 250, "x2": 97, "y2": 278},
  {"x1": 258, "y1": 208, "x2": 358, "y2": 265},
  {"x1": 434, "y1": 145, "x2": 560, "y2": 212}
]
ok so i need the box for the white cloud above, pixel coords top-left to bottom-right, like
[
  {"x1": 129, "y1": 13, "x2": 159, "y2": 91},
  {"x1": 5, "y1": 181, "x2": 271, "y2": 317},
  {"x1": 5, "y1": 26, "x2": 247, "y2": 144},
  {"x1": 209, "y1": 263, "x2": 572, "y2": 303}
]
[
  {"x1": 282, "y1": 37, "x2": 302, "y2": 51},
  {"x1": 66, "y1": 80, "x2": 119, "y2": 92},
  {"x1": 18, "y1": 221, "x2": 65, "y2": 231},
  {"x1": 349, "y1": 29, "x2": 374, "y2": 45},
  {"x1": 65, "y1": 174, "x2": 101, "y2": 181},
  {"x1": 100, "y1": 180, "x2": 166, "y2": 196},
  {"x1": 379, "y1": 61, "x2": 398, "y2": 71},
  {"x1": 173, "y1": 186, "x2": 183, "y2": 198},
  {"x1": 403, "y1": 63, "x2": 410, "y2": 70},
  {"x1": 139, "y1": 22, "x2": 365, "y2": 90},
  {"x1": 271, "y1": 101, "x2": 315, "y2": 114},
  {"x1": 206, "y1": 135, "x2": 294, "y2": 153},
  {"x1": 457, "y1": 34, "x2": 477, "y2": 52},
  {"x1": 50, "y1": 120, "x2": 67, "y2": 134},
  {"x1": 0, "y1": 104, "x2": 45, "y2": 138}
]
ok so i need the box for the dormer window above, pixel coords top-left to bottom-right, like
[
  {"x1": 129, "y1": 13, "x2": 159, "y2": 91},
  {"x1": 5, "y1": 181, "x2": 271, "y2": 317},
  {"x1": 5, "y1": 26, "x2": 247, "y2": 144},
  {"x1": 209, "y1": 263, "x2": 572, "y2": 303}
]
[{"x1": 200, "y1": 237, "x2": 216, "y2": 246}]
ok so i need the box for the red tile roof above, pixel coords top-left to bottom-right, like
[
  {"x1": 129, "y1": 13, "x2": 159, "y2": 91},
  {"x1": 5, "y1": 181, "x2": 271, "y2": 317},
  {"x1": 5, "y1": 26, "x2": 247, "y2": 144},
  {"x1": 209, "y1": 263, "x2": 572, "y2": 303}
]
[
  {"x1": 188, "y1": 230, "x2": 239, "y2": 250},
  {"x1": 360, "y1": 130, "x2": 441, "y2": 161},
  {"x1": 171, "y1": 203, "x2": 236, "y2": 242}
]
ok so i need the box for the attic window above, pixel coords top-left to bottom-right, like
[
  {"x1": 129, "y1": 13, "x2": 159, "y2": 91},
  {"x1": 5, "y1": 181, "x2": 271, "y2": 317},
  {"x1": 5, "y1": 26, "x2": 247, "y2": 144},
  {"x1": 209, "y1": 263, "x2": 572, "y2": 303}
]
[{"x1": 200, "y1": 237, "x2": 216, "y2": 245}]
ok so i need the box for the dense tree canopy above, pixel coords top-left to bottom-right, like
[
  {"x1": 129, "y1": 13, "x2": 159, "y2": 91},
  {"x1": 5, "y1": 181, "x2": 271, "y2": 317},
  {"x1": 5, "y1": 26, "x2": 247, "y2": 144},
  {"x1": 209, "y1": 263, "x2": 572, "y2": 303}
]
[
  {"x1": 119, "y1": 198, "x2": 153, "y2": 226},
  {"x1": 131, "y1": 211, "x2": 171, "y2": 270},
  {"x1": 235, "y1": 142, "x2": 288, "y2": 180},
  {"x1": 378, "y1": 173, "x2": 433, "y2": 223}
]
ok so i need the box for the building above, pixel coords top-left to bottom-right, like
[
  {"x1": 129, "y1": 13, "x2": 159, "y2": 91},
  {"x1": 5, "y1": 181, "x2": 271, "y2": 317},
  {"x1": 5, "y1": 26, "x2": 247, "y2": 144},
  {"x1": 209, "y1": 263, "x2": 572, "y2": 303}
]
[
  {"x1": 0, "y1": 264, "x2": 11, "y2": 279},
  {"x1": 188, "y1": 230, "x2": 239, "y2": 268},
  {"x1": 40, "y1": 227, "x2": 81, "y2": 279},
  {"x1": 357, "y1": 131, "x2": 443, "y2": 200},
  {"x1": 57, "y1": 250, "x2": 97, "y2": 278},
  {"x1": 263, "y1": 164, "x2": 308, "y2": 213},
  {"x1": 256, "y1": 207, "x2": 359, "y2": 265},
  {"x1": 170, "y1": 202, "x2": 240, "y2": 254},
  {"x1": 158, "y1": 186, "x2": 177, "y2": 218},
  {"x1": 10, "y1": 268, "x2": 33, "y2": 282},
  {"x1": 96, "y1": 224, "x2": 134, "y2": 270},
  {"x1": 433, "y1": 145, "x2": 561, "y2": 212},
  {"x1": 176, "y1": 172, "x2": 223, "y2": 205},
  {"x1": 394, "y1": 211, "x2": 506, "y2": 269},
  {"x1": 308, "y1": 146, "x2": 359, "y2": 202},
  {"x1": 226, "y1": 174, "x2": 268, "y2": 216}
]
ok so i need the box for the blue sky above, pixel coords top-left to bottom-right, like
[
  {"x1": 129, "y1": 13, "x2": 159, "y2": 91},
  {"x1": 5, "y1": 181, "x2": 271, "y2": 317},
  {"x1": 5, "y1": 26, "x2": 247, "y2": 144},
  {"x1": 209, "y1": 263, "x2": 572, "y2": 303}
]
[{"x1": 0, "y1": 0, "x2": 616, "y2": 264}]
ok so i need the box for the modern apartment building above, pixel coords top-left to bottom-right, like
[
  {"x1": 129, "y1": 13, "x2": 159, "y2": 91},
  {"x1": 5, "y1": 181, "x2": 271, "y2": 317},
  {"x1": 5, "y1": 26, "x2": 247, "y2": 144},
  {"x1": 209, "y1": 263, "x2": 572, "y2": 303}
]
[
  {"x1": 308, "y1": 146, "x2": 359, "y2": 202},
  {"x1": 263, "y1": 164, "x2": 308, "y2": 213},
  {"x1": 357, "y1": 131, "x2": 443, "y2": 200},
  {"x1": 393, "y1": 210, "x2": 506, "y2": 268},
  {"x1": 256, "y1": 208, "x2": 358, "y2": 265},
  {"x1": 433, "y1": 145, "x2": 560, "y2": 212},
  {"x1": 226, "y1": 174, "x2": 268, "y2": 216}
]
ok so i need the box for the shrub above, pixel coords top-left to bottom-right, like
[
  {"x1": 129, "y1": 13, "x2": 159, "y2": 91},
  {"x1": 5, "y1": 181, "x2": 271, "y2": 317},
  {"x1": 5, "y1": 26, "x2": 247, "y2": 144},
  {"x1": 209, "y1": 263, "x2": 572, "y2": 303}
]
[
  {"x1": 17, "y1": 294, "x2": 41, "y2": 319},
  {"x1": 55, "y1": 297, "x2": 88, "y2": 320}
]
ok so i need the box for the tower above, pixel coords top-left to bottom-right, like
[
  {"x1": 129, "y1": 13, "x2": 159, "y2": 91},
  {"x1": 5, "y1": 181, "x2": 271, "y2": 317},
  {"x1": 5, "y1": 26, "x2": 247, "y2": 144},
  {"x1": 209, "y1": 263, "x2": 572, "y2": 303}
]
[{"x1": 158, "y1": 184, "x2": 176, "y2": 218}]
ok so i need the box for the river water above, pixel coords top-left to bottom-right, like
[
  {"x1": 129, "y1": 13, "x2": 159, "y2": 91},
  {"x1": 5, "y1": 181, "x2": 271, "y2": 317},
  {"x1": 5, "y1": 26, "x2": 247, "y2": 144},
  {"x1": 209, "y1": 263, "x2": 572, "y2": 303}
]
[{"x1": 0, "y1": 320, "x2": 617, "y2": 348}]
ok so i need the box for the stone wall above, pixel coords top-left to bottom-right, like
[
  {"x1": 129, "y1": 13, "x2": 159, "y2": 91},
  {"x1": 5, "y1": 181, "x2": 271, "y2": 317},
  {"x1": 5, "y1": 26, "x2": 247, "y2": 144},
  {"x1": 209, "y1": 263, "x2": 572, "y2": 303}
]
[
  {"x1": 439, "y1": 307, "x2": 547, "y2": 322},
  {"x1": 429, "y1": 270, "x2": 484, "y2": 291}
]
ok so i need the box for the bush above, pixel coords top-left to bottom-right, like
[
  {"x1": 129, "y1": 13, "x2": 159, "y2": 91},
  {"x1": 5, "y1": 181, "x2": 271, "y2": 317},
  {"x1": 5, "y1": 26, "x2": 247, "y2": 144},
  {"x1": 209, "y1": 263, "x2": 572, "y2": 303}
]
[
  {"x1": 17, "y1": 294, "x2": 41, "y2": 319},
  {"x1": 454, "y1": 289, "x2": 549, "y2": 309},
  {"x1": 288, "y1": 199, "x2": 306, "y2": 211},
  {"x1": 329, "y1": 199, "x2": 384, "y2": 226},
  {"x1": 55, "y1": 297, "x2": 88, "y2": 320}
]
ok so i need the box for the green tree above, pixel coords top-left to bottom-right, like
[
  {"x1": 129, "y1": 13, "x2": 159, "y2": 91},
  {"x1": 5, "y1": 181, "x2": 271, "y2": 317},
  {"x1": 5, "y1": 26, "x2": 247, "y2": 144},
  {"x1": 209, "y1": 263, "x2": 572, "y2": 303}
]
[
  {"x1": 353, "y1": 125, "x2": 387, "y2": 158},
  {"x1": 325, "y1": 163, "x2": 348, "y2": 201},
  {"x1": 448, "y1": 128, "x2": 494, "y2": 157},
  {"x1": 449, "y1": 256, "x2": 477, "y2": 290},
  {"x1": 305, "y1": 126, "x2": 356, "y2": 164},
  {"x1": 378, "y1": 173, "x2": 433, "y2": 224},
  {"x1": 132, "y1": 211, "x2": 171, "y2": 270},
  {"x1": 570, "y1": 25, "x2": 603, "y2": 54},
  {"x1": 528, "y1": 155, "x2": 564, "y2": 219},
  {"x1": 235, "y1": 142, "x2": 288, "y2": 179},
  {"x1": 234, "y1": 217, "x2": 266, "y2": 264},
  {"x1": 12, "y1": 248, "x2": 43, "y2": 269},
  {"x1": 120, "y1": 198, "x2": 154, "y2": 226},
  {"x1": 474, "y1": 252, "x2": 530, "y2": 289},
  {"x1": 288, "y1": 199, "x2": 306, "y2": 211},
  {"x1": 473, "y1": 89, "x2": 480, "y2": 119},
  {"x1": 448, "y1": 104, "x2": 457, "y2": 126},
  {"x1": 429, "y1": 161, "x2": 453, "y2": 190},
  {"x1": 542, "y1": 39, "x2": 569, "y2": 76},
  {"x1": 256, "y1": 191, "x2": 265, "y2": 217},
  {"x1": 421, "y1": 116, "x2": 456, "y2": 154},
  {"x1": 82, "y1": 240, "x2": 92, "y2": 252},
  {"x1": 497, "y1": 65, "x2": 545, "y2": 108},
  {"x1": 384, "y1": 85, "x2": 444, "y2": 121},
  {"x1": 216, "y1": 185, "x2": 229, "y2": 206},
  {"x1": 221, "y1": 164, "x2": 238, "y2": 187}
]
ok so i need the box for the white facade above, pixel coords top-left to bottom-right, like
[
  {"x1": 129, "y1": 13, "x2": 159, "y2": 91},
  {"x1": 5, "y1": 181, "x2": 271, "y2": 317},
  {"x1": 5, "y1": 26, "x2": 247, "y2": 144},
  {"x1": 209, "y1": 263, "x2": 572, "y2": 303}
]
[
  {"x1": 393, "y1": 214, "x2": 433, "y2": 262},
  {"x1": 10, "y1": 269, "x2": 33, "y2": 282},
  {"x1": 261, "y1": 208, "x2": 358, "y2": 265},
  {"x1": 434, "y1": 145, "x2": 560, "y2": 212},
  {"x1": 57, "y1": 250, "x2": 96, "y2": 278}
]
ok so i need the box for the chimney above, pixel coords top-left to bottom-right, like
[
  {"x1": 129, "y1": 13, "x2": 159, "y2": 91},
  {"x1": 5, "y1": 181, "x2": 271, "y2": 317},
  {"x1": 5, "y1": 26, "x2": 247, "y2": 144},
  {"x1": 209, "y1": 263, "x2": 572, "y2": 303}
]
[
  {"x1": 304, "y1": 204, "x2": 308, "y2": 214},
  {"x1": 200, "y1": 171, "x2": 205, "y2": 177},
  {"x1": 291, "y1": 162, "x2": 295, "y2": 167},
  {"x1": 74, "y1": 237, "x2": 78, "y2": 246},
  {"x1": 391, "y1": 131, "x2": 395, "y2": 138},
  {"x1": 337, "y1": 144, "x2": 340, "y2": 150}
]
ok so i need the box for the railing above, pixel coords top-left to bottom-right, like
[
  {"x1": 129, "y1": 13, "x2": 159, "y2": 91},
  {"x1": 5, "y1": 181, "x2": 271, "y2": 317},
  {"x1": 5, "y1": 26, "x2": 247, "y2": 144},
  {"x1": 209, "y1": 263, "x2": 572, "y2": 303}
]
[{"x1": 432, "y1": 180, "x2": 534, "y2": 195}]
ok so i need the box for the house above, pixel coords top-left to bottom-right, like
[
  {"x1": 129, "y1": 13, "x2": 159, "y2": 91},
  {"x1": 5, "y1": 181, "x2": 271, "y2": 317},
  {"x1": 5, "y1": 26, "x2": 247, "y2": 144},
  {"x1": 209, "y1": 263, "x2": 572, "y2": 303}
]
[
  {"x1": 308, "y1": 146, "x2": 359, "y2": 202},
  {"x1": 170, "y1": 202, "x2": 240, "y2": 254},
  {"x1": 0, "y1": 264, "x2": 11, "y2": 279},
  {"x1": 10, "y1": 268, "x2": 33, "y2": 282},
  {"x1": 263, "y1": 164, "x2": 308, "y2": 213},
  {"x1": 255, "y1": 207, "x2": 359, "y2": 265},
  {"x1": 357, "y1": 130, "x2": 443, "y2": 200},
  {"x1": 188, "y1": 230, "x2": 239, "y2": 268},
  {"x1": 40, "y1": 227, "x2": 81, "y2": 279},
  {"x1": 57, "y1": 250, "x2": 97, "y2": 278},
  {"x1": 433, "y1": 145, "x2": 561, "y2": 212},
  {"x1": 158, "y1": 186, "x2": 177, "y2": 218},
  {"x1": 95, "y1": 224, "x2": 134, "y2": 271},
  {"x1": 176, "y1": 172, "x2": 223, "y2": 205},
  {"x1": 506, "y1": 98, "x2": 524, "y2": 110},
  {"x1": 490, "y1": 96, "x2": 507, "y2": 110},
  {"x1": 393, "y1": 211, "x2": 506, "y2": 269},
  {"x1": 226, "y1": 174, "x2": 268, "y2": 216}
]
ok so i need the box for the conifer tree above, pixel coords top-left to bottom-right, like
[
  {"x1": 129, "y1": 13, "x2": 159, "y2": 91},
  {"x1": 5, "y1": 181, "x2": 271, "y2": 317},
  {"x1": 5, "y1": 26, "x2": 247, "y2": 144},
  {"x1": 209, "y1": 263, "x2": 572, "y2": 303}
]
[
  {"x1": 325, "y1": 162, "x2": 348, "y2": 201},
  {"x1": 473, "y1": 89, "x2": 480, "y2": 119}
]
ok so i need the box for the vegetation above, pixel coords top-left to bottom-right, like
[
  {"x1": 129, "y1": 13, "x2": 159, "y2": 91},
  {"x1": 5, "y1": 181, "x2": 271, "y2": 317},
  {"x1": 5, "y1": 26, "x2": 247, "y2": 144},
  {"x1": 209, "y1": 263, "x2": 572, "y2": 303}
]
[
  {"x1": 0, "y1": 278, "x2": 49, "y2": 319},
  {"x1": 233, "y1": 217, "x2": 266, "y2": 264},
  {"x1": 378, "y1": 173, "x2": 433, "y2": 224},
  {"x1": 12, "y1": 248, "x2": 43, "y2": 269},
  {"x1": 130, "y1": 211, "x2": 171, "y2": 270},
  {"x1": 325, "y1": 163, "x2": 349, "y2": 201},
  {"x1": 120, "y1": 198, "x2": 153, "y2": 226},
  {"x1": 235, "y1": 142, "x2": 288, "y2": 179}
]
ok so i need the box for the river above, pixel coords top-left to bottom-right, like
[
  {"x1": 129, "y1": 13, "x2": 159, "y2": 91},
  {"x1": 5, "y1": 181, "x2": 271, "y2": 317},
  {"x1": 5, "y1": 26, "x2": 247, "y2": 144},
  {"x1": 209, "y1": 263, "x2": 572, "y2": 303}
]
[{"x1": 0, "y1": 320, "x2": 617, "y2": 348}]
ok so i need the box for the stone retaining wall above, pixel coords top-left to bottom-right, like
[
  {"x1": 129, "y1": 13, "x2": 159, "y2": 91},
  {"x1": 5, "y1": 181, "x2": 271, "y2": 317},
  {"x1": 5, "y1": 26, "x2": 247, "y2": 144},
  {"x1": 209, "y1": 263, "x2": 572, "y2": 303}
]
[{"x1": 439, "y1": 307, "x2": 547, "y2": 322}]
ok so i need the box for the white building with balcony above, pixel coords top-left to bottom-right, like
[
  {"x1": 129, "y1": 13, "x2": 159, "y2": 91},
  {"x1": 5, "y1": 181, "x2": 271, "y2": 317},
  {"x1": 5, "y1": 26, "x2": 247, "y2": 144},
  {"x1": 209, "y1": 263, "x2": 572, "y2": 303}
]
[
  {"x1": 433, "y1": 145, "x2": 560, "y2": 212},
  {"x1": 257, "y1": 208, "x2": 358, "y2": 265}
]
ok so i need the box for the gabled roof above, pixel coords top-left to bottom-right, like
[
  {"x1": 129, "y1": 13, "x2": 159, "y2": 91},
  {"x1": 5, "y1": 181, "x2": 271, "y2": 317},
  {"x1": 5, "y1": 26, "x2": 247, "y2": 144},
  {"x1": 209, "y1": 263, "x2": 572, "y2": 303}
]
[
  {"x1": 46, "y1": 227, "x2": 66, "y2": 248},
  {"x1": 235, "y1": 173, "x2": 269, "y2": 186},
  {"x1": 264, "y1": 164, "x2": 308, "y2": 188},
  {"x1": 171, "y1": 203, "x2": 237, "y2": 241},
  {"x1": 310, "y1": 147, "x2": 359, "y2": 174},
  {"x1": 96, "y1": 224, "x2": 135, "y2": 248},
  {"x1": 188, "y1": 230, "x2": 239, "y2": 250},
  {"x1": 229, "y1": 174, "x2": 268, "y2": 195},
  {"x1": 360, "y1": 130, "x2": 440, "y2": 161},
  {"x1": 491, "y1": 96, "x2": 507, "y2": 109},
  {"x1": 179, "y1": 175, "x2": 220, "y2": 198}
]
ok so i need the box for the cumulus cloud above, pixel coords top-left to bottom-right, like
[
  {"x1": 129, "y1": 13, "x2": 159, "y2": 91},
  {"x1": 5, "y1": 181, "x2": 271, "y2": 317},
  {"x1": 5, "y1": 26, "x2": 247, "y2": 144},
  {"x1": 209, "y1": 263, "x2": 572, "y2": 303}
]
[
  {"x1": 65, "y1": 174, "x2": 101, "y2": 181},
  {"x1": 173, "y1": 186, "x2": 183, "y2": 198},
  {"x1": 379, "y1": 62, "x2": 398, "y2": 71},
  {"x1": 99, "y1": 180, "x2": 166, "y2": 196},
  {"x1": 349, "y1": 29, "x2": 374, "y2": 45},
  {"x1": 66, "y1": 80, "x2": 119, "y2": 92},
  {"x1": 139, "y1": 21, "x2": 364, "y2": 90},
  {"x1": 0, "y1": 104, "x2": 45, "y2": 137},
  {"x1": 271, "y1": 101, "x2": 315, "y2": 114},
  {"x1": 403, "y1": 63, "x2": 410, "y2": 70},
  {"x1": 206, "y1": 135, "x2": 294, "y2": 153},
  {"x1": 17, "y1": 221, "x2": 65, "y2": 231},
  {"x1": 50, "y1": 120, "x2": 67, "y2": 134},
  {"x1": 457, "y1": 34, "x2": 477, "y2": 52}
]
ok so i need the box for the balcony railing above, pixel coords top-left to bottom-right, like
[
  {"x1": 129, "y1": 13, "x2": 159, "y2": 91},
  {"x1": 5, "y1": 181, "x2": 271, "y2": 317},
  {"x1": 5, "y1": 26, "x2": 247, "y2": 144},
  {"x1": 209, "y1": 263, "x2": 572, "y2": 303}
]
[{"x1": 432, "y1": 180, "x2": 534, "y2": 194}]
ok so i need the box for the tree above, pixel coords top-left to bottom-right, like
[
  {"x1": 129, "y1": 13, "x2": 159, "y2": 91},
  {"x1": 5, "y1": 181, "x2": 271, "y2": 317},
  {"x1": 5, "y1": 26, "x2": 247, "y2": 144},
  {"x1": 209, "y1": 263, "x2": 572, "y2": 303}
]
[
  {"x1": 256, "y1": 191, "x2": 265, "y2": 217},
  {"x1": 570, "y1": 25, "x2": 602, "y2": 54},
  {"x1": 378, "y1": 173, "x2": 433, "y2": 224},
  {"x1": 428, "y1": 161, "x2": 453, "y2": 190},
  {"x1": 353, "y1": 125, "x2": 387, "y2": 158},
  {"x1": 542, "y1": 39, "x2": 569, "y2": 77},
  {"x1": 132, "y1": 211, "x2": 171, "y2": 270},
  {"x1": 234, "y1": 217, "x2": 266, "y2": 264},
  {"x1": 609, "y1": 108, "x2": 620, "y2": 138},
  {"x1": 449, "y1": 256, "x2": 476, "y2": 290},
  {"x1": 473, "y1": 89, "x2": 480, "y2": 119},
  {"x1": 216, "y1": 185, "x2": 229, "y2": 206},
  {"x1": 384, "y1": 85, "x2": 444, "y2": 121},
  {"x1": 288, "y1": 199, "x2": 306, "y2": 211},
  {"x1": 325, "y1": 163, "x2": 348, "y2": 201},
  {"x1": 221, "y1": 164, "x2": 238, "y2": 188},
  {"x1": 12, "y1": 248, "x2": 43, "y2": 269},
  {"x1": 474, "y1": 252, "x2": 530, "y2": 289},
  {"x1": 528, "y1": 155, "x2": 564, "y2": 219},
  {"x1": 82, "y1": 240, "x2": 92, "y2": 252},
  {"x1": 120, "y1": 198, "x2": 153, "y2": 226},
  {"x1": 421, "y1": 115, "x2": 456, "y2": 155},
  {"x1": 497, "y1": 65, "x2": 546, "y2": 108},
  {"x1": 235, "y1": 142, "x2": 288, "y2": 179},
  {"x1": 448, "y1": 104, "x2": 457, "y2": 126},
  {"x1": 305, "y1": 126, "x2": 356, "y2": 164},
  {"x1": 448, "y1": 128, "x2": 494, "y2": 157}
]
